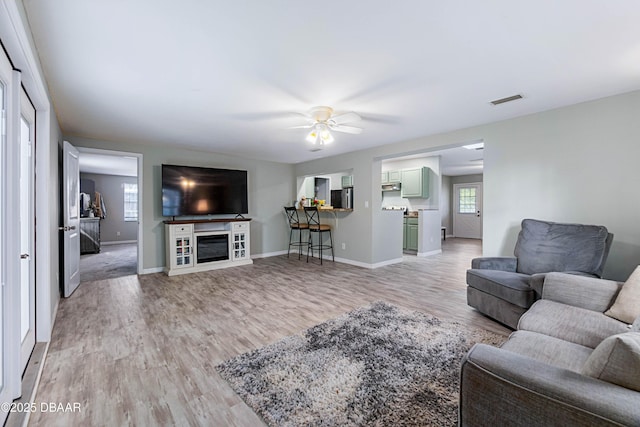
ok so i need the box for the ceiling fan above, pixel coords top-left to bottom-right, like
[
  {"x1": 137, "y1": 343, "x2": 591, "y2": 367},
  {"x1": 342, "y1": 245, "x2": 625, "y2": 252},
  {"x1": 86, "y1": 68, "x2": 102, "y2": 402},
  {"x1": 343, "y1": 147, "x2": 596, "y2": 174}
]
[{"x1": 289, "y1": 106, "x2": 363, "y2": 149}]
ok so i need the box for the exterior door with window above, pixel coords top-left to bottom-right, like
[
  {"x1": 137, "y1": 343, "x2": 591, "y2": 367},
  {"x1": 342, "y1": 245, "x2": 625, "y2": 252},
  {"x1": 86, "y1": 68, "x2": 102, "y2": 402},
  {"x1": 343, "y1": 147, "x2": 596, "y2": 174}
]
[{"x1": 453, "y1": 183, "x2": 483, "y2": 239}]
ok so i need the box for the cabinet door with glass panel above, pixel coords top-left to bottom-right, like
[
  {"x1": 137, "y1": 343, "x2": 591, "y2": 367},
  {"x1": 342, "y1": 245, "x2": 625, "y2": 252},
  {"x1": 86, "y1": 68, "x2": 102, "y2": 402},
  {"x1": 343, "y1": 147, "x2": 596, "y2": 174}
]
[
  {"x1": 166, "y1": 224, "x2": 194, "y2": 268},
  {"x1": 232, "y1": 222, "x2": 250, "y2": 261}
]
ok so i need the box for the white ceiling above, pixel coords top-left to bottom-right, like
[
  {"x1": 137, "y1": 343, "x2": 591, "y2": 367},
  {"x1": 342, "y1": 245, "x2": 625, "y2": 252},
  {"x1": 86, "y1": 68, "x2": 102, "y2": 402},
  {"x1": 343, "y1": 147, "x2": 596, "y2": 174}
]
[
  {"x1": 79, "y1": 153, "x2": 138, "y2": 176},
  {"x1": 23, "y1": 1, "x2": 640, "y2": 164}
]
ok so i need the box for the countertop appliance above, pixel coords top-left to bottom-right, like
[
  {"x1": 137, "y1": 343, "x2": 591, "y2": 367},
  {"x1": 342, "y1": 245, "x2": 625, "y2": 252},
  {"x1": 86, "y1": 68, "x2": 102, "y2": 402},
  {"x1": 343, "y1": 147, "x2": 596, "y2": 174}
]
[{"x1": 332, "y1": 188, "x2": 353, "y2": 209}]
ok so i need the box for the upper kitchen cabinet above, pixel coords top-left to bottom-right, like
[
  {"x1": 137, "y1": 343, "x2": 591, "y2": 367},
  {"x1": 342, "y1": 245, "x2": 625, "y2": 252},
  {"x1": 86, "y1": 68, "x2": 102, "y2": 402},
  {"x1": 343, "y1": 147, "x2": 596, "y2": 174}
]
[
  {"x1": 341, "y1": 175, "x2": 354, "y2": 188},
  {"x1": 401, "y1": 167, "x2": 430, "y2": 198},
  {"x1": 381, "y1": 170, "x2": 400, "y2": 185},
  {"x1": 388, "y1": 170, "x2": 401, "y2": 182}
]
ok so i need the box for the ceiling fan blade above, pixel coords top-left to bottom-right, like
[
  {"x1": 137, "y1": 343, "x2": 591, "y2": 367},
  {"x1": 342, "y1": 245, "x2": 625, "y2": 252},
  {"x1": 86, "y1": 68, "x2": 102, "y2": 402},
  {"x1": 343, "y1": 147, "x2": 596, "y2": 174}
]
[
  {"x1": 287, "y1": 124, "x2": 314, "y2": 129},
  {"x1": 330, "y1": 124, "x2": 363, "y2": 134},
  {"x1": 330, "y1": 111, "x2": 361, "y2": 125}
]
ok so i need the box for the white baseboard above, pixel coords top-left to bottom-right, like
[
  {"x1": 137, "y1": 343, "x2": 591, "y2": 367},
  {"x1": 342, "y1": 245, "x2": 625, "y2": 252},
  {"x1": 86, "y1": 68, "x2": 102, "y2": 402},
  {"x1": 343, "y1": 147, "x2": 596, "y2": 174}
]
[
  {"x1": 259, "y1": 250, "x2": 404, "y2": 269},
  {"x1": 144, "y1": 250, "x2": 404, "y2": 272},
  {"x1": 307, "y1": 254, "x2": 403, "y2": 269},
  {"x1": 251, "y1": 250, "x2": 288, "y2": 259},
  {"x1": 141, "y1": 267, "x2": 164, "y2": 275},
  {"x1": 417, "y1": 249, "x2": 442, "y2": 257},
  {"x1": 101, "y1": 240, "x2": 137, "y2": 246}
]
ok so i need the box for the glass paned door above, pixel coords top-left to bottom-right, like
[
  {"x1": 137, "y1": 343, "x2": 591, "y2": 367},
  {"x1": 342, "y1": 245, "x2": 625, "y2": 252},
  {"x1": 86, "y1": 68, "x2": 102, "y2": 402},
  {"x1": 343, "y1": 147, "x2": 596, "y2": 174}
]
[{"x1": 19, "y1": 90, "x2": 35, "y2": 372}]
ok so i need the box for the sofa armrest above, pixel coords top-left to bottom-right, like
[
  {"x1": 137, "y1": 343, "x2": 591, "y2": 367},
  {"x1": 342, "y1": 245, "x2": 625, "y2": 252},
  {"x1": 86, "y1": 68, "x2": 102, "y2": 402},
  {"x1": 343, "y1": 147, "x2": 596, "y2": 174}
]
[
  {"x1": 542, "y1": 272, "x2": 622, "y2": 312},
  {"x1": 460, "y1": 344, "x2": 640, "y2": 426},
  {"x1": 470, "y1": 257, "x2": 517, "y2": 272}
]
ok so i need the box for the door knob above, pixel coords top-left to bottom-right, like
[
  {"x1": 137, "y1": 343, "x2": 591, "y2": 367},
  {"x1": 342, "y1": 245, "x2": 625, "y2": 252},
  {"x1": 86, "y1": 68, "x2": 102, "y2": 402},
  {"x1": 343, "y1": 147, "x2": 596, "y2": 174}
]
[{"x1": 20, "y1": 254, "x2": 29, "y2": 259}]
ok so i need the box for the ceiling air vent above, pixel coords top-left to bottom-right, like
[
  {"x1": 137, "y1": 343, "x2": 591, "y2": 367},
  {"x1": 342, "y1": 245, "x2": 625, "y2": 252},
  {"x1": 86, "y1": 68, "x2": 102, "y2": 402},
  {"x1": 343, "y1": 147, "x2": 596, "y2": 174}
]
[{"x1": 490, "y1": 94, "x2": 523, "y2": 106}]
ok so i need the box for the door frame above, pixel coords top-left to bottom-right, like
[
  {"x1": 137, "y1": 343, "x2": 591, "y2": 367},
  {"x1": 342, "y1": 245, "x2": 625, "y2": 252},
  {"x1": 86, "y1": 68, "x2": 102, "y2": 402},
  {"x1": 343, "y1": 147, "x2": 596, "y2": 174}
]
[
  {"x1": 76, "y1": 147, "x2": 144, "y2": 274},
  {"x1": 453, "y1": 182, "x2": 483, "y2": 239},
  {"x1": 0, "y1": 0, "x2": 56, "y2": 410}
]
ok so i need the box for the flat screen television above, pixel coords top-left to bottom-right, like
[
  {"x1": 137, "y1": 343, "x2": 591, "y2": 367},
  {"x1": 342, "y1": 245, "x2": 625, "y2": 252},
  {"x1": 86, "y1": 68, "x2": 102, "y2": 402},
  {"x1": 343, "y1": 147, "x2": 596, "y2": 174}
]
[{"x1": 162, "y1": 164, "x2": 248, "y2": 217}]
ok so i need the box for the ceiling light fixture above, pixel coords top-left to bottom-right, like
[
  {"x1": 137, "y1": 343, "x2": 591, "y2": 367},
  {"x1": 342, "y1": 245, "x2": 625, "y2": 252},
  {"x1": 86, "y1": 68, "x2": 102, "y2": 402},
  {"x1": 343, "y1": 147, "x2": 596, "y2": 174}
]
[
  {"x1": 289, "y1": 106, "x2": 362, "y2": 150},
  {"x1": 306, "y1": 123, "x2": 334, "y2": 146}
]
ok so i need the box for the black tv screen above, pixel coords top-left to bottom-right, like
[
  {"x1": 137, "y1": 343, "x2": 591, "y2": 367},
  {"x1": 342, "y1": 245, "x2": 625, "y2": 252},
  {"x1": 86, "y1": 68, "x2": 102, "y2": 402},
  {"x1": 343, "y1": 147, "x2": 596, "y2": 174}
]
[{"x1": 162, "y1": 164, "x2": 248, "y2": 216}]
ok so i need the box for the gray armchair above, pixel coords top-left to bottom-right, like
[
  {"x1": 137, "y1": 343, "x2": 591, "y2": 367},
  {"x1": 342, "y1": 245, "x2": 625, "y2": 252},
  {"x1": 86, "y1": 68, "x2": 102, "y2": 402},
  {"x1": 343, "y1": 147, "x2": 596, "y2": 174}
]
[{"x1": 466, "y1": 219, "x2": 613, "y2": 328}]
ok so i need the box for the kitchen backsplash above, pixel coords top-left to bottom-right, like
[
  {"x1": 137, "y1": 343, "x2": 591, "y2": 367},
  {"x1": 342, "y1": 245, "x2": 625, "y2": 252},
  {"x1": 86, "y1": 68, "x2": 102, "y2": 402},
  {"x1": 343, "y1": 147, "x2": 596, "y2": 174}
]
[{"x1": 382, "y1": 191, "x2": 436, "y2": 211}]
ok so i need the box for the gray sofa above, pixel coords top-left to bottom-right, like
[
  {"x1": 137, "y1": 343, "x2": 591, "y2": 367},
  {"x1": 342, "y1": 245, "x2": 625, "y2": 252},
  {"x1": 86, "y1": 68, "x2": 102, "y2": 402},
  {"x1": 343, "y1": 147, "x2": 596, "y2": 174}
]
[
  {"x1": 460, "y1": 272, "x2": 640, "y2": 426},
  {"x1": 467, "y1": 218, "x2": 613, "y2": 329}
]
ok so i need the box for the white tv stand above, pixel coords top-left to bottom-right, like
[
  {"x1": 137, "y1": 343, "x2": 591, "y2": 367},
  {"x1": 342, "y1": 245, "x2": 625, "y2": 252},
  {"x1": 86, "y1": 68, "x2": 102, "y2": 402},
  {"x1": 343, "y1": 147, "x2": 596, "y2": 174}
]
[{"x1": 164, "y1": 218, "x2": 252, "y2": 276}]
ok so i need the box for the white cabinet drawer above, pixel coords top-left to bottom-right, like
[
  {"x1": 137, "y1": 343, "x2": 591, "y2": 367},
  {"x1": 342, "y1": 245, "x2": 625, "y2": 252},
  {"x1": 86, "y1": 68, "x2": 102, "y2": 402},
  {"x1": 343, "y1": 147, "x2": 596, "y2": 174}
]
[
  {"x1": 232, "y1": 222, "x2": 249, "y2": 231},
  {"x1": 173, "y1": 224, "x2": 193, "y2": 234}
]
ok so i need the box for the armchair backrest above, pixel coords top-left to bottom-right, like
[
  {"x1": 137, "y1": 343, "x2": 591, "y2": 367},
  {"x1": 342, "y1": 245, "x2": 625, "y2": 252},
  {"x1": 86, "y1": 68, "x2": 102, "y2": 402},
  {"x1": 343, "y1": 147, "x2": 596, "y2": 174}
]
[{"x1": 514, "y1": 219, "x2": 613, "y2": 277}]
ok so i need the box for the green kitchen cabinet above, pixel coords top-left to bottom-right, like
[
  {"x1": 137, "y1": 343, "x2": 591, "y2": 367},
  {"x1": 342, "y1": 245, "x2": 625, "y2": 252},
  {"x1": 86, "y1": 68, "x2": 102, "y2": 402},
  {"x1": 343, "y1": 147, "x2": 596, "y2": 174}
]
[
  {"x1": 402, "y1": 218, "x2": 407, "y2": 249},
  {"x1": 401, "y1": 167, "x2": 430, "y2": 198},
  {"x1": 381, "y1": 170, "x2": 400, "y2": 185},
  {"x1": 341, "y1": 175, "x2": 353, "y2": 188},
  {"x1": 388, "y1": 170, "x2": 401, "y2": 182},
  {"x1": 403, "y1": 217, "x2": 418, "y2": 251}
]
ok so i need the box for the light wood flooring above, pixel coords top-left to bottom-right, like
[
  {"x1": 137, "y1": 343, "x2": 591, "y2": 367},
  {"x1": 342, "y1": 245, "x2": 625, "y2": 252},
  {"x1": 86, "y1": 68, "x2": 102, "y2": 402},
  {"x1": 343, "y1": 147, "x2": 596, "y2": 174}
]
[{"x1": 30, "y1": 238, "x2": 509, "y2": 426}]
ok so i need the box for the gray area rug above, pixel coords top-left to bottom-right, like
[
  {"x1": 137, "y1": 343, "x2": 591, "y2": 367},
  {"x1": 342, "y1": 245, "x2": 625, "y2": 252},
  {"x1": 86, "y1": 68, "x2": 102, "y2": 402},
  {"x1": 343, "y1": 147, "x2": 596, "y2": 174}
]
[{"x1": 217, "y1": 301, "x2": 504, "y2": 426}]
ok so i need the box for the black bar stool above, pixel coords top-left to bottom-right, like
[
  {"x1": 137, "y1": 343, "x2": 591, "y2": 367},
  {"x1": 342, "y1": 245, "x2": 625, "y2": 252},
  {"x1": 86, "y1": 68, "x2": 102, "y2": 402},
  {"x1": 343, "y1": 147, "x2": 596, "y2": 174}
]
[
  {"x1": 284, "y1": 206, "x2": 308, "y2": 259},
  {"x1": 304, "y1": 206, "x2": 334, "y2": 264}
]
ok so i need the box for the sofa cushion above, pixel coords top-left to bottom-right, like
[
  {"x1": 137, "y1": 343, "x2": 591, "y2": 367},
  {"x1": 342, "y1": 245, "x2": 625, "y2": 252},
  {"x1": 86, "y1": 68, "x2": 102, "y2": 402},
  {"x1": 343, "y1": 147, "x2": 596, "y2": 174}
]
[
  {"x1": 633, "y1": 316, "x2": 640, "y2": 332},
  {"x1": 582, "y1": 332, "x2": 640, "y2": 392},
  {"x1": 500, "y1": 330, "x2": 592, "y2": 373},
  {"x1": 542, "y1": 272, "x2": 621, "y2": 312},
  {"x1": 466, "y1": 269, "x2": 535, "y2": 308},
  {"x1": 605, "y1": 265, "x2": 640, "y2": 324},
  {"x1": 514, "y1": 219, "x2": 610, "y2": 276},
  {"x1": 518, "y1": 300, "x2": 629, "y2": 349}
]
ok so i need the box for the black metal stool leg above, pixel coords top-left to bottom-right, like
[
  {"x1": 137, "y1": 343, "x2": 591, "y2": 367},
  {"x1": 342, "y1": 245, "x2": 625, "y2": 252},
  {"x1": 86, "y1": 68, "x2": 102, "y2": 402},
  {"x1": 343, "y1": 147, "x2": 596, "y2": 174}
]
[
  {"x1": 287, "y1": 228, "x2": 293, "y2": 258},
  {"x1": 329, "y1": 230, "x2": 334, "y2": 262}
]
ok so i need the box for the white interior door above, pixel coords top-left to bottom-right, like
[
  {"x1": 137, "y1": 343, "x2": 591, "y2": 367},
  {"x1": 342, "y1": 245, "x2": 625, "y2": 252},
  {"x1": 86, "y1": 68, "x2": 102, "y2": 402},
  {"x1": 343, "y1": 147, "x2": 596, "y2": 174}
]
[
  {"x1": 62, "y1": 141, "x2": 81, "y2": 297},
  {"x1": 19, "y1": 91, "x2": 35, "y2": 372},
  {"x1": 0, "y1": 47, "x2": 12, "y2": 415},
  {"x1": 453, "y1": 182, "x2": 483, "y2": 239}
]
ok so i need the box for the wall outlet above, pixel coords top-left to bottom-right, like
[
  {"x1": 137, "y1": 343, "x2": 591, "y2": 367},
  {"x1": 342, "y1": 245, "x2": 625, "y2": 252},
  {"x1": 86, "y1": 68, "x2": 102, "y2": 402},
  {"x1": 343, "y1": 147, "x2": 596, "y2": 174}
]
[
  {"x1": 341, "y1": 243, "x2": 346, "y2": 250},
  {"x1": 364, "y1": 200, "x2": 369, "y2": 208},
  {"x1": 116, "y1": 231, "x2": 121, "y2": 236}
]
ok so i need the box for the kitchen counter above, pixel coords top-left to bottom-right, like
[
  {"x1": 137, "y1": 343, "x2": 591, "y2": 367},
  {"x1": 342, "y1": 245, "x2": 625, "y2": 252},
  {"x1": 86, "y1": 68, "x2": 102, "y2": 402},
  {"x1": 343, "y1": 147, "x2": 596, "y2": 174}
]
[{"x1": 297, "y1": 207, "x2": 353, "y2": 212}]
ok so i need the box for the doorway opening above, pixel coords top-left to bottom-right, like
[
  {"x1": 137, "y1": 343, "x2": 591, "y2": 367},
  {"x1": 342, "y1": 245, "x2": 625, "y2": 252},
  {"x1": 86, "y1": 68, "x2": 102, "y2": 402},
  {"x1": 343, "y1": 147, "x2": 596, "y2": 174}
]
[{"x1": 77, "y1": 148, "x2": 143, "y2": 283}]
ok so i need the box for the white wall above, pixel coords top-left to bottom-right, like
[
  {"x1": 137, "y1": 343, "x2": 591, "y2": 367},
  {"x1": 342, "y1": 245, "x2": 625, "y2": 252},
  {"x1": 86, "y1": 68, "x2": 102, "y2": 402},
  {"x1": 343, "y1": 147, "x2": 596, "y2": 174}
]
[
  {"x1": 440, "y1": 175, "x2": 451, "y2": 233},
  {"x1": 80, "y1": 173, "x2": 139, "y2": 243},
  {"x1": 299, "y1": 90, "x2": 640, "y2": 278},
  {"x1": 68, "y1": 136, "x2": 295, "y2": 271},
  {"x1": 482, "y1": 91, "x2": 640, "y2": 280}
]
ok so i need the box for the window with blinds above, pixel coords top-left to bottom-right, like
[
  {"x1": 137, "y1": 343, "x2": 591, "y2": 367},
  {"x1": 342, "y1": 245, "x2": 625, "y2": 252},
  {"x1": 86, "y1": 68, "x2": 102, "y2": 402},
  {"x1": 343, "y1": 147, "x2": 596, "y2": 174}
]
[{"x1": 124, "y1": 183, "x2": 138, "y2": 221}]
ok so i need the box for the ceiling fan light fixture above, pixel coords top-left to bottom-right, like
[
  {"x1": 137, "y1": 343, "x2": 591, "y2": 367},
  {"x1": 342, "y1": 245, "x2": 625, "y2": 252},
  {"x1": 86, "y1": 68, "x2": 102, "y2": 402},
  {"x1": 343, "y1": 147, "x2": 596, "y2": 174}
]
[
  {"x1": 318, "y1": 124, "x2": 334, "y2": 144},
  {"x1": 306, "y1": 129, "x2": 318, "y2": 144}
]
